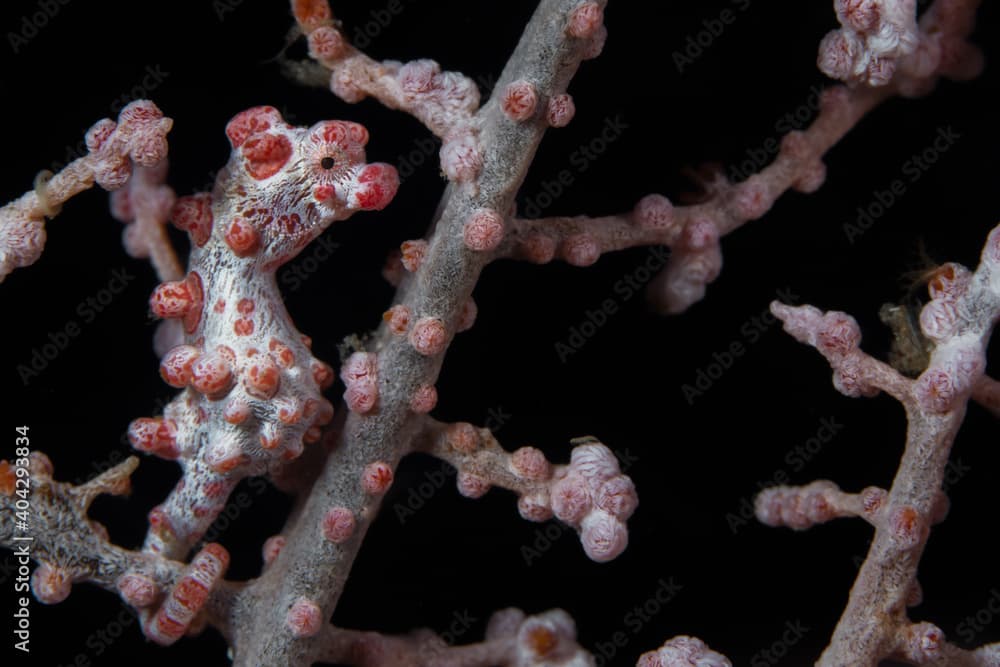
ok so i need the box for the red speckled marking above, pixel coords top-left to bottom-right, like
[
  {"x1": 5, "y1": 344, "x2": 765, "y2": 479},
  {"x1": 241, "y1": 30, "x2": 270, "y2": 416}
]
[
  {"x1": 225, "y1": 106, "x2": 281, "y2": 148},
  {"x1": 314, "y1": 120, "x2": 347, "y2": 146},
  {"x1": 237, "y1": 298, "x2": 255, "y2": 315},
  {"x1": 171, "y1": 193, "x2": 214, "y2": 247},
  {"x1": 217, "y1": 345, "x2": 236, "y2": 365},
  {"x1": 190, "y1": 351, "x2": 233, "y2": 397},
  {"x1": 234, "y1": 319, "x2": 255, "y2": 336},
  {"x1": 275, "y1": 397, "x2": 302, "y2": 425},
  {"x1": 150, "y1": 280, "x2": 192, "y2": 319},
  {"x1": 152, "y1": 613, "x2": 186, "y2": 643},
  {"x1": 159, "y1": 345, "x2": 200, "y2": 387},
  {"x1": 148, "y1": 506, "x2": 175, "y2": 536},
  {"x1": 128, "y1": 418, "x2": 179, "y2": 459},
  {"x1": 147, "y1": 544, "x2": 228, "y2": 646},
  {"x1": 245, "y1": 357, "x2": 280, "y2": 399},
  {"x1": 314, "y1": 184, "x2": 334, "y2": 202},
  {"x1": 211, "y1": 451, "x2": 243, "y2": 474},
  {"x1": 213, "y1": 299, "x2": 226, "y2": 314},
  {"x1": 269, "y1": 338, "x2": 295, "y2": 367},
  {"x1": 242, "y1": 133, "x2": 293, "y2": 180},
  {"x1": 353, "y1": 163, "x2": 399, "y2": 211},
  {"x1": 346, "y1": 122, "x2": 368, "y2": 145},
  {"x1": 225, "y1": 217, "x2": 259, "y2": 256},
  {"x1": 223, "y1": 399, "x2": 250, "y2": 424},
  {"x1": 183, "y1": 272, "x2": 204, "y2": 333}
]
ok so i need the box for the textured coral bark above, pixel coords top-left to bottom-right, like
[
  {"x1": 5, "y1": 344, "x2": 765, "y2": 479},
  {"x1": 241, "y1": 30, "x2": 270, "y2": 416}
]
[
  {"x1": 765, "y1": 219, "x2": 1000, "y2": 663},
  {"x1": 230, "y1": 2, "x2": 604, "y2": 664}
]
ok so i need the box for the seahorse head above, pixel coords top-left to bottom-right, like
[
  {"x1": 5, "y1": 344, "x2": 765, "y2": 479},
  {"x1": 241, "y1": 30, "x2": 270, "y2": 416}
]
[{"x1": 218, "y1": 106, "x2": 398, "y2": 269}]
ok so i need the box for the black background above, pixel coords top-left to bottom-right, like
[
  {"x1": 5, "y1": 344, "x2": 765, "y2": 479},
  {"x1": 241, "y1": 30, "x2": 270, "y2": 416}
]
[{"x1": 1, "y1": 1, "x2": 999, "y2": 665}]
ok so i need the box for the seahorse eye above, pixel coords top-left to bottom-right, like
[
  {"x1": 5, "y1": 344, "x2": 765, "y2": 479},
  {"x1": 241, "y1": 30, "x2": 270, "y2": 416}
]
[{"x1": 320, "y1": 156, "x2": 335, "y2": 170}]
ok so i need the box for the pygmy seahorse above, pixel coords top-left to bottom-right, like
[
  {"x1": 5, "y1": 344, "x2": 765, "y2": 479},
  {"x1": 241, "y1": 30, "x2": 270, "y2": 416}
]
[{"x1": 128, "y1": 106, "x2": 398, "y2": 559}]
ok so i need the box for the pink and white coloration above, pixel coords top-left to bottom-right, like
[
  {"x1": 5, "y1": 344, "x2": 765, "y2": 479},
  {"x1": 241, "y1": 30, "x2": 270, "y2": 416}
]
[
  {"x1": 322, "y1": 507, "x2": 357, "y2": 544},
  {"x1": 551, "y1": 441, "x2": 637, "y2": 561},
  {"x1": 133, "y1": 106, "x2": 398, "y2": 559},
  {"x1": 819, "y1": 0, "x2": 920, "y2": 85},
  {"x1": 286, "y1": 597, "x2": 324, "y2": 638},
  {"x1": 143, "y1": 543, "x2": 230, "y2": 646},
  {"x1": 400, "y1": 239, "x2": 428, "y2": 272},
  {"x1": 3, "y1": 0, "x2": 997, "y2": 665},
  {"x1": 0, "y1": 100, "x2": 173, "y2": 282},
  {"x1": 262, "y1": 535, "x2": 287, "y2": 567},
  {"x1": 110, "y1": 159, "x2": 182, "y2": 283},
  {"x1": 464, "y1": 208, "x2": 506, "y2": 251},
  {"x1": 409, "y1": 384, "x2": 438, "y2": 413},
  {"x1": 566, "y1": 2, "x2": 604, "y2": 39},
  {"x1": 383, "y1": 304, "x2": 412, "y2": 335},
  {"x1": 502, "y1": 80, "x2": 540, "y2": 123},
  {"x1": 416, "y1": 423, "x2": 637, "y2": 563},
  {"x1": 637, "y1": 636, "x2": 732, "y2": 667},
  {"x1": 440, "y1": 127, "x2": 484, "y2": 182},
  {"x1": 341, "y1": 351, "x2": 380, "y2": 414},
  {"x1": 756, "y1": 480, "x2": 882, "y2": 530},
  {"x1": 762, "y1": 214, "x2": 1000, "y2": 664},
  {"x1": 409, "y1": 317, "x2": 448, "y2": 355},
  {"x1": 546, "y1": 94, "x2": 576, "y2": 128},
  {"x1": 361, "y1": 461, "x2": 394, "y2": 495},
  {"x1": 118, "y1": 572, "x2": 160, "y2": 609}
]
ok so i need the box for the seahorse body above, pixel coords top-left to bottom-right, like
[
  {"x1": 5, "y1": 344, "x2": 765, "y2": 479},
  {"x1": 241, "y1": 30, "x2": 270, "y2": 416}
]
[{"x1": 128, "y1": 106, "x2": 398, "y2": 558}]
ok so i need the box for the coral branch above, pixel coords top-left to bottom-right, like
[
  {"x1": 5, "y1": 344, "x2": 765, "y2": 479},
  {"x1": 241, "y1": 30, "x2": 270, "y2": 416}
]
[
  {"x1": 0, "y1": 100, "x2": 172, "y2": 282},
  {"x1": 755, "y1": 480, "x2": 888, "y2": 530},
  {"x1": 818, "y1": 0, "x2": 920, "y2": 85},
  {"x1": 637, "y1": 636, "x2": 732, "y2": 667},
  {"x1": 290, "y1": 0, "x2": 480, "y2": 139},
  {"x1": 819, "y1": 0, "x2": 982, "y2": 87},
  {"x1": 0, "y1": 453, "x2": 239, "y2": 641},
  {"x1": 768, "y1": 302, "x2": 912, "y2": 401},
  {"x1": 764, "y1": 215, "x2": 1000, "y2": 665},
  {"x1": 412, "y1": 419, "x2": 637, "y2": 562},
  {"x1": 314, "y1": 608, "x2": 592, "y2": 667},
  {"x1": 110, "y1": 159, "x2": 182, "y2": 282},
  {"x1": 496, "y1": 0, "x2": 981, "y2": 313},
  {"x1": 230, "y1": 2, "x2": 608, "y2": 664}
]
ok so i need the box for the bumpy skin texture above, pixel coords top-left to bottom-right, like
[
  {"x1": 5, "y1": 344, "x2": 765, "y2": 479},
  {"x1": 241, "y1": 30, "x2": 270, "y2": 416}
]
[{"x1": 132, "y1": 106, "x2": 398, "y2": 558}]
